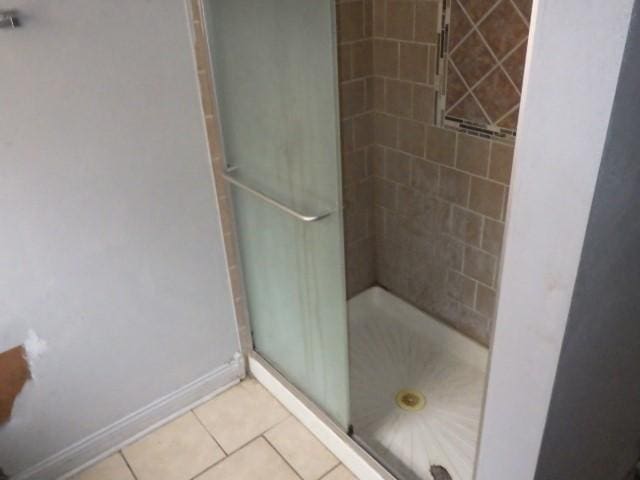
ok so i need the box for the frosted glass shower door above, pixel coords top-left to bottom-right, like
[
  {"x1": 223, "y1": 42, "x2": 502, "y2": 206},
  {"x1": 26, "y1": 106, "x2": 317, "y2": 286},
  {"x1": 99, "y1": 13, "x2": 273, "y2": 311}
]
[{"x1": 205, "y1": 1, "x2": 350, "y2": 428}]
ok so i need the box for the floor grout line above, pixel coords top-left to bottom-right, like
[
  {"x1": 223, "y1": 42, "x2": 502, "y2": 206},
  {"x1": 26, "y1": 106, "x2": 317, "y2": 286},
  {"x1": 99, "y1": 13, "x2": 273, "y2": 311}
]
[
  {"x1": 261, "y1": 434, "x2": 305, "y2": 480},
  {"x1": 191, "y1": 407, "x2": 230, "y2": 456},
  {"x1": 320, "y1": 463, "x2": 343, "y2": 479},
  {"x1": 118, "y1": 450, "x2": 138, "y2": 480}
]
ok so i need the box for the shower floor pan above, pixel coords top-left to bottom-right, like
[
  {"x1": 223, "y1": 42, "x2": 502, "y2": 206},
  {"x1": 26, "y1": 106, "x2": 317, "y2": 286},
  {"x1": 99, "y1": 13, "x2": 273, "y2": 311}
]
[{"x1": 348, "y1": 287, "x2": 488, "y2": 480}]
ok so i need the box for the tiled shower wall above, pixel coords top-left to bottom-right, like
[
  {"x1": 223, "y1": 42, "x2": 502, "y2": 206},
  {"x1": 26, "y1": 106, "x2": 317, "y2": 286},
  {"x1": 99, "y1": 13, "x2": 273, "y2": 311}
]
[
  {"x1": 337, "y1": 0, "x2": 377, "y2": 297},
  {"x1": 339, "y1": 0, "x2": 520, "y2": 345}
]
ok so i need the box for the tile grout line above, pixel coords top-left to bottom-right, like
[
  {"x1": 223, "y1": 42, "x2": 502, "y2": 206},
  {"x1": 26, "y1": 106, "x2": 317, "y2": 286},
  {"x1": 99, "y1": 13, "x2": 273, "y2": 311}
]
[
  {"x1": 261, "y1": 434, "x2": 305, "y2": 480},
  {"x1": 320, "y1": 463, "x2": 344, "y2": 480},
  {"x1": 191, "y1": 407, "x2": 230, "y2": 457},
  {"x1": 119, "y1": 450, "x2": 138, "y2": 480}
]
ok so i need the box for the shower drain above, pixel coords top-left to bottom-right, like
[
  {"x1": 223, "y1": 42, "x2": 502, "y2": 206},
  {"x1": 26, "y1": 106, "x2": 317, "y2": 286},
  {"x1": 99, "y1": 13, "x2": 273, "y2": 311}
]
[{"x1": 395, "y1": 389, "x2": 426, "y2": 412}]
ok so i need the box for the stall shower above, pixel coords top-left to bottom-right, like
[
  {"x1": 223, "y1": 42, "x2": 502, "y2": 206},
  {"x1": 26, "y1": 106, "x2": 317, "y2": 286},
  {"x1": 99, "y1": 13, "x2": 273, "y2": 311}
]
[{"x1": 338, "y1": 0, "x2": 530, "y2": 478}]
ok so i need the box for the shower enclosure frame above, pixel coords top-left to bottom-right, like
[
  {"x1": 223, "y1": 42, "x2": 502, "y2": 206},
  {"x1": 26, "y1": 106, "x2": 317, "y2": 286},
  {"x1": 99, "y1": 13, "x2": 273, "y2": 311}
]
[{"x1": 192, "y1": 0, "x2": 633, "y2": 479}]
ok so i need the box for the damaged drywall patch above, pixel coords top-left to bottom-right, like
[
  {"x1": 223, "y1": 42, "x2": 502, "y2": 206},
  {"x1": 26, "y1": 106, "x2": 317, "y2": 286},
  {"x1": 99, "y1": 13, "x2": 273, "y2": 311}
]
[
  {"x1": 23, "y1": 328, "x2": 48, "y2": 376},
  {"x1": 0, "y1": 330, "x2": 48, "y2": 424},
  {"x1": 0, "y1": 345, "x2": 30, "y2": 424}
]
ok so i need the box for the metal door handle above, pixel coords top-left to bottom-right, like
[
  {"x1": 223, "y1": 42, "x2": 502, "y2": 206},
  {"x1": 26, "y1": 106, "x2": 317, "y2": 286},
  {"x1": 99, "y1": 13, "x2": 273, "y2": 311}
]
[
  {"x1": 0, "y1": 10, "x2": 19, "y2": 29},
  {"x1": 223, "y1": 168, "x2": 333, "y2": 223}
]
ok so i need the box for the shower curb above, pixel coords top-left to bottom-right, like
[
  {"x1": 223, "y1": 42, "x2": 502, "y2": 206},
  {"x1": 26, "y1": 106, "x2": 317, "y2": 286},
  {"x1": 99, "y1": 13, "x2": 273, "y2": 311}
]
[{"x1": 249, "y1": 352, "x2": 396, "y2": 480}]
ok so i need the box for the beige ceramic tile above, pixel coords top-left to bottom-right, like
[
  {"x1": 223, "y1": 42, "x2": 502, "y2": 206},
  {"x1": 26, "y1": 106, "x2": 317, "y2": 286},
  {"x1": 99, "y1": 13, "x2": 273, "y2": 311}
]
[
  {"x1": 265, "y1": 416, "x2": 339, "y2": 480},
  {"x1": 72, "y1": 453, "x2": 134, "y2": 480},
  {"x1": 195, "y1": 437, "x2": 298, "y2": 480},
  {"x1": 122, "y1": 412, "x2": 224, "y2": 480},
  {"x1": 322, "y1": 465, "x2": 359, "y2": 480},
  {"x1": 194, "y1": 379, "x2": 289, "y2": 453}
]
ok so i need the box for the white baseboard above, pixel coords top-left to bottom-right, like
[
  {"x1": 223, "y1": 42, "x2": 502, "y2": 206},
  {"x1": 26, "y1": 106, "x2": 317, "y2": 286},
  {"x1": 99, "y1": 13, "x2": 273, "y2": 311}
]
[
  {"x1": 248, "y1": 352, "x2": 395, "y2": 480},
  {"x1": 15, "y1": 355, "x2": 245, "y2": 480}
]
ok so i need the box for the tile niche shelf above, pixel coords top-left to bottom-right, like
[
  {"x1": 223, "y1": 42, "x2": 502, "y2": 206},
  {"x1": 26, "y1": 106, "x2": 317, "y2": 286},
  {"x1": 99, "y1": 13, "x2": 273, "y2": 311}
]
[{"x1": 436, "y1": 0, "x2": 532, "y2": 139}]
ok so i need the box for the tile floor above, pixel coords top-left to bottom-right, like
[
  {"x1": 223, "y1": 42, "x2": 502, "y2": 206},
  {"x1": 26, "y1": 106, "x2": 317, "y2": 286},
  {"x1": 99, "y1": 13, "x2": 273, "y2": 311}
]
[{"x1": 71, "y1": 378, "x2": 359, "y2": 480}]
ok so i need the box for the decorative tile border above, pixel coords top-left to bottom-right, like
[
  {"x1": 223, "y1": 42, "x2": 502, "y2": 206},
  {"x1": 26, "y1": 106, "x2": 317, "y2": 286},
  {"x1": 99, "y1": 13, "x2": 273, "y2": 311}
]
[{"x1": 435, "y1": 0, "x2": 531, "y2": 140}]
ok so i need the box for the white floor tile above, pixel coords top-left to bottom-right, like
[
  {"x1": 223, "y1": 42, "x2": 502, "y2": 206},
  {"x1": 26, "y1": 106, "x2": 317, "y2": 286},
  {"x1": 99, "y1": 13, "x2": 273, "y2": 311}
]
[
  {"x1": 122, "y1": 412, "x2": 225, "y2": 480},
  {"x1": 265, "y1": 416, "x2": 339, "y2": 480},
  {"x1": 71, "y1": 453, "x2": 134, "y2": 480},
  {"x1": 195, "y1": 437, "x2": 299, "y2": 480},
  {"x1": 194, "y1": 379, "x2": 289, "y2": 452},
  {"x1": 322, "y1": 465, "x2": 359, "y2": 480}
]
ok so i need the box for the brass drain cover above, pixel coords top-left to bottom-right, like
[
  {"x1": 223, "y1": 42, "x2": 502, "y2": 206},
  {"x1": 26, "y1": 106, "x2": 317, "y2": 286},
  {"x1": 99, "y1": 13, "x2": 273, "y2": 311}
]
[{"x1": 395, "y1": 389, "x2": 426, "y2": 412}]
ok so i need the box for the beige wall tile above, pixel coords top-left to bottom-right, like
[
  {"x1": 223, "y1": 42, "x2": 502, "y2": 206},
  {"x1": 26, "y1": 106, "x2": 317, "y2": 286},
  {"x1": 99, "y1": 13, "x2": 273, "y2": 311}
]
[
  {"x1": 195, "y1": 438, "x2": 298, "y2": 480},
  {"x1": 439, "y1": 166, "x2": 470, "y2": 206},
  {"x1": 72, "y1": 454, "x2": 134, "y2": 480},
  {"x1": 489, "y1": 141, "x2": 514, "y2": 184},
  {"x1": 446, "y1": 270, "x2": 477, "y2": 307},
  {"x1": 123, "y1": 413, "x2": 224, "y2": 480},
  {"x1": 399, "y1": 43, "x2": 429, "y2": 83},
  {"x1": 352, "y1": 40, "x2": 374, "y2": 78},
  {"x1": 364, "y1": 0, "x2": 373, "y2": 36},
  {"x1": 264, "y1": 417, "x2": 339, "y2": 480},
  {"x1": 469, "y1": 177, "x2": 505, "y2": 219},
  {"x1": 482, "y1": 218, "x2": 504, "y2": 255},
  {"x1": 354, "y1": 112, "x2": 375, "y2": 148},
  {"x1": 426, "y1": 126, "x2": 456, "y2": 166},
  {"x1": 338, "y1": 1, "x2": 365, "y2": 42},
  {"x1": 386, "y1": 1, "x2": 415, "y2": 40},
  {"x1": 398, "y1": 118, "x2": 426, "y2": 156},
  {"x1": 372, "y1": 76, "x2": 386, "y2": 111},
  {"x1": 463, "y1": 246, "x2": 497, "y2": 286},
  {"x1": 415, "y1": 1, "x2": 439, "y2": 43},
  {"x1": 412, "y1": 85, "x2": 435, "y2": 123},
  {"x1": 385, "y1": 79, "x2": 413, "y2": 117},
  {"x1": 346, "y1": 237, "x2": 376, "y2": 296},
  {"x1": 476, "y1": 284, "x2": 497, "y2": 317},
  {"x1": 374, "y1": 112, "x2": 399, "y2": 147},
  {"x1": 411, "y1": 157, "x2": 439, "y2": 194},
  {"x1": 457, "y1": 133, "x2": 490, "y2": 176},
  {"x1": 341, "y1": 119, "x2": 355, "y2": 154},
  {"x1": 450, "y1": 206, "x2": 483, "y2": 246},
  {"x1": 368, "y1": 144, "x2": 385, "y2": 176},
  {"x1": 193, "y1": 381, "x2": 289, "y2": 453},
  {"x1": 374, "y1": 39, "x2": 399, "y2": 77},
  {"x1": 338, "y1": 44, "x2": 352, "y2": 82},
  {"x1": 342, "y1": 149, "x2": 368, "y2": 185},
  {"x1": 340, "y1": 80, "x2": 367, "y2": 117},
  {"x1": 374, "y1": 177, "x2": 397, "y2": 210},
  {"x1": 385, "y1": 149, "x2": 412, "y2": 185},
  {"x1": 373, "y1": 0, "x2": 386, "y2": 36}
]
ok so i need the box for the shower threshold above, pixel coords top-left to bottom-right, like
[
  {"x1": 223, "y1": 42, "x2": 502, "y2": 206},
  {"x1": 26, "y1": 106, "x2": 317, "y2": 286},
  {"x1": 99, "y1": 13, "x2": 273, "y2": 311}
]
[{"x1": 348, "y1": 287, "x2": 489, "y2": 480}]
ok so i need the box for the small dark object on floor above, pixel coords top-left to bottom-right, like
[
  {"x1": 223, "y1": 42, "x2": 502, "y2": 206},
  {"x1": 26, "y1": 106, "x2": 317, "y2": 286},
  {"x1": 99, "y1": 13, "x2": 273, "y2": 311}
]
[
  {"x1": 430, "y1": 465, "x2": 452, "y2": 480},
  {"x1": 0, "y1": 467, "x2": 8, "y2": 480}
]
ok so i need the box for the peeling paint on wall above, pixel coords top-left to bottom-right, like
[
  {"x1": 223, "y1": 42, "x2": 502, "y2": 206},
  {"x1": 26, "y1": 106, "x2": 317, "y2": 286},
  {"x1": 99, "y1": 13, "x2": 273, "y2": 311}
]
[
  {"x1": 0, "y1": 330, "x2": 48, "y2": 424},
  {"x1": 23, "y1": 329, "x2": 48, "y2": 377}
]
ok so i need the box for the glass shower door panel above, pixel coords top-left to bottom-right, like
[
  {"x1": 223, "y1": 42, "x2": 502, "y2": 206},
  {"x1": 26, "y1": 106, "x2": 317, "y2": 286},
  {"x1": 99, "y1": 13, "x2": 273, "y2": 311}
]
[{"x1": 206, "y1": 0, "x2": 349, "y2": 428}]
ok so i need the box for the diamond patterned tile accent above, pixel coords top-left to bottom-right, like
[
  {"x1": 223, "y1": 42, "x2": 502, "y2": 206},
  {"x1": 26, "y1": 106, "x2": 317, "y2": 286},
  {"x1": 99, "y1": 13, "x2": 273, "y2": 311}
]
[
  {"x1": 449, "y1": 93, "x2": 489, "y2": 125},
  {"x1": 449, "y1": 0, "x2": 473, "y2": 50},
  {"x1": 446, "y1": 61, "x2": 468, "y2": 107},
  {"x1": 444, "y1": 0, "x2": 530, "y2": 134},
  {"x1": 497, "y1": 107, "x2": 519, "y2": 129},
  {"x1": 478, "y1": 0, "x2": 528, "y2": 60},
  {"x1": 472, "y1": 68, "x2": 519, "y2": 122},
  {"x1": 450, "y1": 31, "x2": 495, "y2": 87},
  {"x1": 502, "y1": 41, "x2": 527, "y2": 90},
  {"x1": 458, "y1": 0, "x2": 497, "y2": 22},
  {"x1": 511, "y1": 0, "x2": 533, "y2": 19}
]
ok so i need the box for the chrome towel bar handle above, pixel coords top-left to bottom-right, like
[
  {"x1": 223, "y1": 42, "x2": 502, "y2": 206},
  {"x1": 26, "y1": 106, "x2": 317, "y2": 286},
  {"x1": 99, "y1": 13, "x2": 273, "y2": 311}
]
[{"x1": 222, "y1": 169, "x2": 333, "y2": 223}]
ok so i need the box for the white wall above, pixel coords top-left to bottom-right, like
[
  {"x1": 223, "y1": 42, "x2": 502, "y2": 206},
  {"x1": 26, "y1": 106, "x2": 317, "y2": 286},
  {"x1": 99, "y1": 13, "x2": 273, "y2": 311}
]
[
  {"x1": 0, "y1": 1, "x2": 240, "y2": 475},
  {"x1": 475, "y1": 1, "x2": 635, "y2": 479}
]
